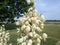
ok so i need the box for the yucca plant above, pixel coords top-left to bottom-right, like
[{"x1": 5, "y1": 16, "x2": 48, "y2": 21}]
[{"x1": 15, "y1": 0, "x2": 47, "y2": 45}]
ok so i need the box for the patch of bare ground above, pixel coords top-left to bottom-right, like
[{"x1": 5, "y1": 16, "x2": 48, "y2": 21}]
[{"x1": 45, "y1": 22, "x2": 60, "y2": 26}]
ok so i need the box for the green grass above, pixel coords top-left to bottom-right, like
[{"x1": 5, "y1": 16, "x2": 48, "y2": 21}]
[
  {"x1": 4, "y1": 23, "x2": 60, "y2": 45},
  {"x1": 44, "y1": 24, "x2": 60, "y2": 40}
]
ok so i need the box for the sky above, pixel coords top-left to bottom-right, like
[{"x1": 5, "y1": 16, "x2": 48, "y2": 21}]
[{"x1": 34, "y1": 0, "x2": 60, "y2": 20}]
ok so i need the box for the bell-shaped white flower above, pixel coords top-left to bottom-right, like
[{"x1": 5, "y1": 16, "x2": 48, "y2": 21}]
[
  {"x1": 43, "y1": 33, "x2": 48, "y2": 41},
  {"x1": 15, "y1": 21, "x2": 20, "y2": 25},
  {"x1": 5, "y1": 35, "x2": 8, "y2": 38},
  {"x1": 17, "y1": 28, "x2": 20, "y2": 33},
  {"x1": 25, "y1": 21, "x2": 29, "y2": 25},
  {"x1": 2, "y1": 25, "x2": 5, "y2": 27},
  {"x1": 40, "y1": 15, "x2": 45, "y2": 22},
  {"x1": 37, "y1": 38, "x2": 41, "y2": 43},
  {"x1": 1, "y1": 38, "x2": 3, "y2": 43},
  {"x1": 27, "y1": 39, "x2": 32, "y2": 45},
  {"x1": 36, "y1": 38, "x2": 41, "y2": 45},
  {"x1": 4, "y1": 38, "x2": 7, "y2": 43},
  {"x1": 33, "y1": 12, "x2": 38, "y2": 17},
  {"x1": 17, "y1": 28, "x2": 20, "y2": 31},
  {"x1": 9, "y1": 43, "x2": 12, "y2": 45},
  {"x1": 17, "y1": 38, "x2": 24, "y2": 44},
  {"x1": 26, "y1": 0, "x2": 31, "y2": 4},
  {"x1": 21, "y1": 42, "x2": 26, "y2": 45},
  {"x1": 32, "y1": 24, "x2": 37, "y2": 31},
  {"x1": 35, "y1": 20, "x2": 40, "y2": 25},
  {"x1": 36, "y1": 27, "x2": 42, "y2": 32},
  {"x1": 17, "y1": 30, "x2": 20, "y2": 33},
  {"x1": 21, "y1": 25, "x2": 26, "y2": 31},
  {"x1": 36, "y1": 42, "x2": 40, "y2": 45},
  {"x1": 41, "y1": 23, "x2": 44, "y2": 29},
  {"x1": 28, "y1": 32, "x2": 33, "y2": 38},
  {"x1": 0, "y1": 43, "x2": 2, "y2": 45},
  {"x1": 3, "y1": 43, "x2": 7, "y2": 45},
  {"x1": 19, "y1": 18, "x2": 25, "y2": 25},
  {"x1": 33, "y1": 8, "x2": 38, "y2": 13},
  {"x1": 25, "y1": 26, "x2": 31, "y2": 33},
  {"x1": 2, "y1": 31, "x2": 5, "y2": 35}
]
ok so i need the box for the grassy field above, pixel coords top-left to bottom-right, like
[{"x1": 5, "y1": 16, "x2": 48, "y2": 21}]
[
  {"x1": 4, "y1": 22, "x2": 60, "y2": 45},
  {"x1": 43, "y1": 23, "x2": 60, "y2": 45}
]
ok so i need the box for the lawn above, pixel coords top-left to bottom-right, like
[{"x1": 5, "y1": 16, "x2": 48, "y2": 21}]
[{"x1": 4, "y1": 22, "x2": 60, "y2": 45}]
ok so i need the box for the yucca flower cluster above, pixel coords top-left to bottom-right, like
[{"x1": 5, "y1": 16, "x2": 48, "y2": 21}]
[
  {"x1": 0, "y1": 25, "x2": 11, "y2": 45},
  {"x1": 26, "y1": 0, "x2": 35, "y2": 4},
  {"x1": 16, "y1": 6, "x2": 47, "y2": 45}
]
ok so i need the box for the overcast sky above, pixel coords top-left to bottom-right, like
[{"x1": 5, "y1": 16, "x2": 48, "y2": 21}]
[{"x1": 34, "y1": 0, "x2": 60, "y2": 20}]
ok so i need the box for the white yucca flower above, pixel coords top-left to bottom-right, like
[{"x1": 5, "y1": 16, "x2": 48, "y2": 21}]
[
  {"x1": 33, "y1": 34, "x2": 37, "y2": 38},
  {"x1": 43, "y1": 33, "x2": 48, "y2": 41},
  {"x1": 40, "y1": 15, "x2": 45, "y2": 22},
  {"x1": 9, "y1": 43, "x2": 12, "y2": 45},
  {"x1": 17, "y1": 28, "x2": 20, "y2": 31},
  {"x1": 5, "y1": 35, "x2": 8, "y2": 38},
  {"x1": 32, "y1": 24, "x2": 37, "y2": 31},
  {"x1": 26, "y1": 0, "x2": 31, "y2": 4},
  {"x1": 2, "y1": 25, "x2": 5, "y2": 27},
  {"x1": 0, "y1": 43, "x2": 2, "y2": 45},
  {"x1": 17, "y1": 38, "x2": 24, "y2": 44},
  {"x1": 15, "y1": 21, "x2": 20, "y2": 25},
  {"x1": 19, "y1": 18, "x2": 26, "y2": 25},
  {"x1": 35, "y1": 20, "x2": 40, "y2": 25},
  {"x1": 56, "y1": 41, "x2": 60, "y2": 45},
  {"x1": 36, "y1": 27, "x2": 42, "y2": 32},
  {"x1": 21, "y1": 25, "x2": 26, "y2": 31},
  {"x1": 26, "y1": 0, "x2": 35, "y2": 4},
  {"x1": 25, "y1": 21, "x2": 29, "y2": 25},
  {"x1": 1, "y1": 38, "x2": 3, "y2": 42},
  {"x1": 21, "y1": 42, "x2": 26, "y2": 45},
  {"x1": 36, "y1": 38, "x2": 41, "y2": 45},
  {"x1": 17, "y1": 28, "x2": 20, "y2": 33},
  {"x1": 41, "y1": 23, "x2": 44, "y2": 29},
  {"x1": 36, "y1": 38, "x2": 41, "y2": 43},
  {"x1": 28, "y1": 32, "x2": 33, "y2": 37},
  {"x1": 33, "y1": 8, "x2": 38, "y2": 13},
  {"x1": 0, "y1": 25, "x2": 10, "y2": 45},
  {"x1": 17, "y1": 31, "x2": 20, "y2": 33},
  {"x1": 23, "y1": 37, "x2": 27, "y2": 41},
  {"x1": 2, "y1": 31, "x2": 5, "y2": 35},
  {"x1": 23, "y1": 18, "x2": 27, "y2": 21},
  {"x1": 3, "y1": 43, "x2": 7, "y2": 45},
  {"x1": 36, "y1": 42, "x2": 40, "y2": 45},
  {"x1": 33, "y1": 32, "x2": 39, "y2": 38},
  {"x1": 16, "y1": 6, "x2": 47, "y2": 45},
  {"x1": 27, "y1": 39, "x2": 32, "y2": 45},
  {"x1": 25, "y1": 26, "x2": 31, "y2": 33},
  {"x1": 33, "y1": 12, "x2": 38, "y2": 17},
  {"x1": 28, "y1": 7, "x2": 34, "y2": 12},
  {"x1": 4, "y1": 38, "x2": 7, "y2": 43}
]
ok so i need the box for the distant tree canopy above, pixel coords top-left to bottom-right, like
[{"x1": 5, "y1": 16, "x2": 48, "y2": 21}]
[{"x1": 0, "y1": 0, "x2": 34, "y2": 22}]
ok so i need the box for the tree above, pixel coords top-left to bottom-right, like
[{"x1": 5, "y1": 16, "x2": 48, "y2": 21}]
[{"x1": 0, "y1": 0, "x2": 34, "y2": 22}]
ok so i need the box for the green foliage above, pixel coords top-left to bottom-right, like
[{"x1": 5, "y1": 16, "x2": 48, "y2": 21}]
[{"x1": 0, "y1": 0, "x2": 34, "y2": 22}]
